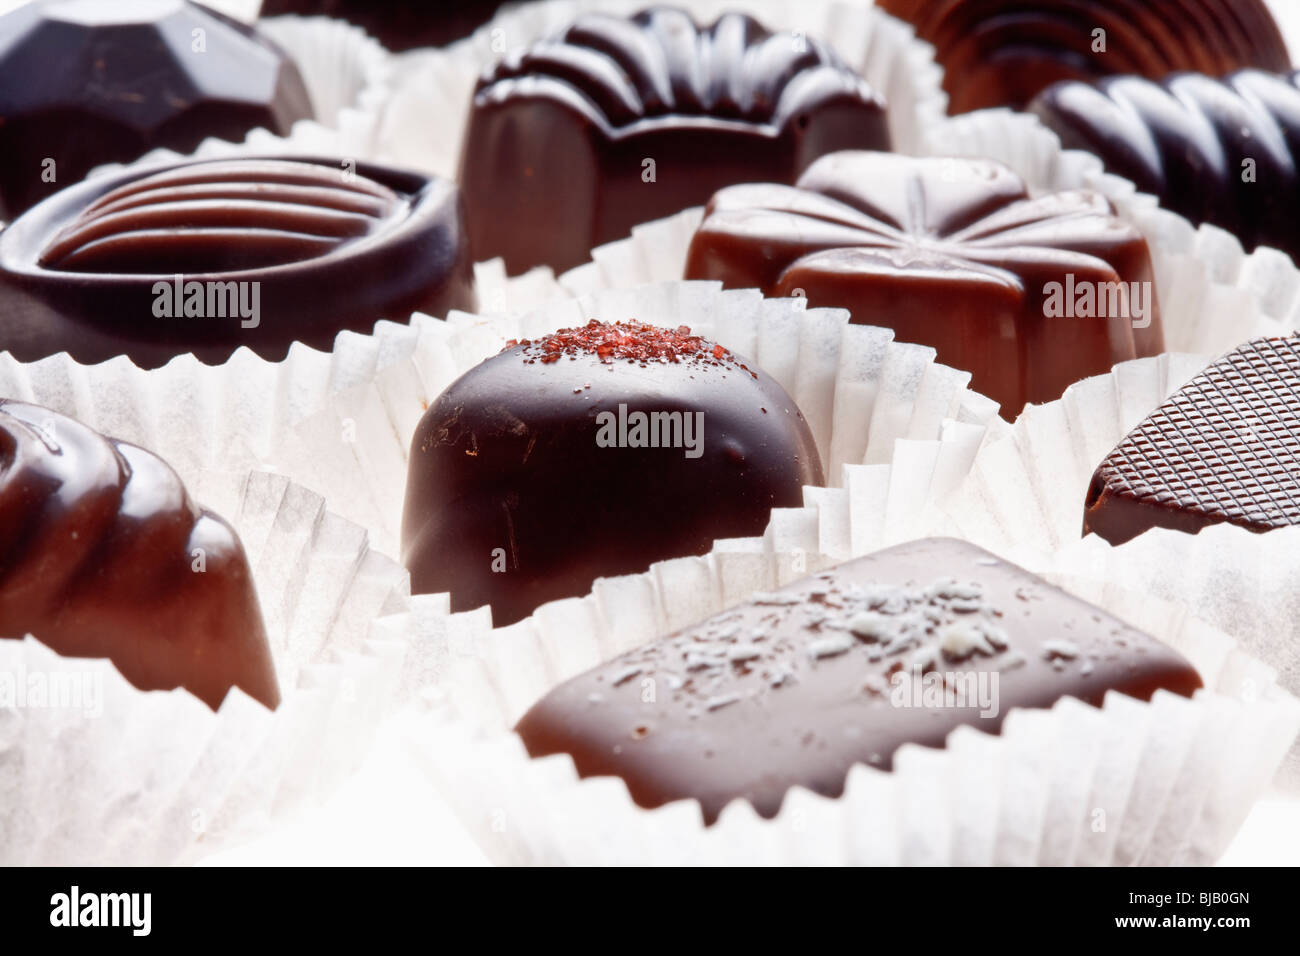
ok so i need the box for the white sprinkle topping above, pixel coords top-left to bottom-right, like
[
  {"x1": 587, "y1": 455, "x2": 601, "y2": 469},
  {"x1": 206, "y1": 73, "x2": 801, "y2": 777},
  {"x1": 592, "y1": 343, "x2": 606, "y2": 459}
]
[
  {"x1": 728, "y1": 644, "x2": 763, "y2": 662},
  {"x1": 938, "y1": 622, "x2": 991, "y2": 660},
  {"x1": 808, "y1": 634, "x2": 855, "y2": 659},
  {"x1": 848, "y1": 611, "x2": 894, "y2": 642},
  {"x1": 932, "y1": 580, "x2": 983, "y2": 601},
  {"x1": 1042, "y1": 639, "x2": 1081, "y2": 661},
  {"x1": 705, "y1": 693, "x2": 742, "y2": 711},
  {"x1": 685, "y1": 654, "x2": 722, "y2": 672}
]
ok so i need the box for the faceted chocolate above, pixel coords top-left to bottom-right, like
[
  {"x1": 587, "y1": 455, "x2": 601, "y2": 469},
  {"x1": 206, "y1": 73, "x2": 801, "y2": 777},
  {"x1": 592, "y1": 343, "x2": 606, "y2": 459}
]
[
  {"x1": 0, "y1": 0, "x2": 314, "y2": 219},
  {"x1": 684, "y1": 151, "x2": 1163, "y2": 414},
  {"x1": 260, "y1": 0, "x2": 504, "y2": 51},
  {"x1": 0, "y1": 156, "x2": 475, "y2": 366},
  {"x1": 1032, "y1": 70, "x2": 1300, "y2": 263},
  {"x1": 516, "y1": 537, "x2": 1202, "y2": 824},
  {"x1": 401, "y1": 321, "x2": 823, "y2": 628},
  {"x1": 1085, "y1": 337, "x2": 1300, "y2": 545},
  {"x1": 459, "y1": 6, "x2": 890, "y2": 275},
  {"x1": 879, "y1": 0, "x2": 1290, "y2": 114},
  {"x1": 0, "y1": 399, "x2": 278, "y2": 711}
]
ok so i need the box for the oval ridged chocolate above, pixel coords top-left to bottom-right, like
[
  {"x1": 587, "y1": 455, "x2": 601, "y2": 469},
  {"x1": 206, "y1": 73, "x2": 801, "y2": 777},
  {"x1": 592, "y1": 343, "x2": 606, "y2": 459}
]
[{"x1": 39, "y1": 160, "x2": 401, "y2": 274}]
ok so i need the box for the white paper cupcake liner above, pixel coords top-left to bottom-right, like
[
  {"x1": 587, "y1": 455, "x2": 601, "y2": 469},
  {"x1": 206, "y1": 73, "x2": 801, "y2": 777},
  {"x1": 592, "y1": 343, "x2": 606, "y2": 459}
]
[
  {"x1": 0, "y1": 466, "x2": 418, "y2": 865},
  {"x1": 83, "y1": 14, "x2": 394, "y2": 182},
  {"x1": 396, "y1": 543, "x2": 1299, "y2": 865},
  {"x1": 373, "y1": 0, "x2": 948, "y2": 179},
  {"x1": 937, "y1": 355, "x2": 1300, "y2": 784},
  {"x1": 918, "y1": 108, "x2": 1300, "y2": 356},
  {"x1": 260, "y1": 281, "x2": 1004, "y2": 560}
]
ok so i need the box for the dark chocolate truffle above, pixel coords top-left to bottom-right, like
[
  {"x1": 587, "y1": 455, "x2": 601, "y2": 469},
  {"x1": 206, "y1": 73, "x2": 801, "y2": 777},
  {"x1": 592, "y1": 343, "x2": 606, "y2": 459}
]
[
  {"x1": 878, "y1": 0, "x2": 1290, "y2": 113},
  {"x1": 0, "y1": 399, "x2": 278, "y2": 711},
  {"x1": 1085, "y1": 336, "x2": 1300, "y2": 545},
  {"x1": 0, "y1": 156, "x2": 475, "y2": 366},
  {"x1": 1032, "y1": 70, "x2": 1300, "y2": 263},
  {"x1": 459, "y1": 5, "x2": 890, "y2": 275},
  {"x1": 516, "y1": 537, "x2": 1202, "y2": 824},
  {"x1": 0, "y1": 0, "x2": 314, "y2": 219},
  {"x1": 402, "y1": 320, "x2": 824, "y2": 627},
  {"x1": 684, "y1": 151, "x2": 1163, "y2": 414},
  {"x1": 260, "y1": 0, "x2": 504, "y2": 51}
]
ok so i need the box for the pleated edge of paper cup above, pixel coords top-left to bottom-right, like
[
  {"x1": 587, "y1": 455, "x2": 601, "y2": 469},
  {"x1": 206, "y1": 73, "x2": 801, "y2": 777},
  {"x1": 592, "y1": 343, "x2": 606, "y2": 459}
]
[{"x1": 396, "y1": 571, "x2": 1300, "y2": 866}]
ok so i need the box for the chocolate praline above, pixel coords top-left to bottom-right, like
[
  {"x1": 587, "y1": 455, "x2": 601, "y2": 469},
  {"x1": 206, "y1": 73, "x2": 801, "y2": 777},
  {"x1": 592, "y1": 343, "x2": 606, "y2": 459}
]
[
  {"x1": 684, "y1": 150, "x2": 1163, "y2": 414},
  {"x1": 878, "y1": 0, "x2": 1290, "y2": 113},
  {"x1": 1032, "y1": 70, "x2": 1300, "y2": 263},
  {"x1": 516, "y1": 537, "x2": 1202, "y2": 824},
  {"x1": 0, "y1": 155, "x2": 475, "y2": 366},
  {"x1": 0, "y1": 0, "x2": 314, "y2": 219},
  {"x1": 459, "y1": 5, "x2": 890, "y2": 275},
  {"x1": 0, "y1": 399, "x2": 278, "y2": 711},
  {"x1": 1085, "y1": 336, "x2": 1300, "y2": 545},
  {"x1": 401, "y1": 320, "x2": 823, "y2": 627}
]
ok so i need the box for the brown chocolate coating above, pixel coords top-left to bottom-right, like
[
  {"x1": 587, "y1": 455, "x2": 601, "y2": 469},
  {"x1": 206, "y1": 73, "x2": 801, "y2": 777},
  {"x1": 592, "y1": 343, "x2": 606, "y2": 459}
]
[
  {"x1": 260, "y1": 0, "x2": 505, "y2": 50},
  {"x1": 685, "y1": 151, "x2": 1163, "y2": 414},
  {"x1": 459, "y1": 6, "x2": 890, "y2": 275},
  {"x1": 402, "y1": 321, "x2": 823, "y2": 627},
  {"x1": 0, "y1": 400, "x2": 278, "y2": 711},
  {"x1": 1085, "y1": 337, "x2": 1300, "y2": 545},
  {"x1": 516, "y1": 537, "x2": 1202, "y2": 824},
  {"x1": 1032, "y1": 70, "x2": 1300, "y2": 263},
  {"x1": 0, "y1": 156, "x2": 475, "y2": 366},
  {"x1": 0, "y1": 0, "x2": 314, "y2": 219},
  {"x1": 878, "y1": 0, "x2": 1290, "y2": 114}
]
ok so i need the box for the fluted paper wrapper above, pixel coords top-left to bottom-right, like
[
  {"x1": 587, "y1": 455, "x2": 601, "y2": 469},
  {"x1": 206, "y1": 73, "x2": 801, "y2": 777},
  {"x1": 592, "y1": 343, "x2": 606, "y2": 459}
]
[
  {"x1": 0, "y1": 468, "x2": 415, "y2": 865},
  {"x1": 0, "y1": 347, "x2": 429, "y2": 863},
  {"x1": 84, "y1": 14, "x2": 394, "y2": 182},
  {"x1": 262, "y1": 281, "x2": 1005, "y2": 560},
  {"x1": 919, "y1": 109, "x2": 1300, "y2": 356},
  {"x1": 938, "y1": 354, "x2": 1300, "y2": 783},
  {"x1": 397, "y1": 543, "x2": 1298, "y2": 865},
  {"x1": 373, "y1": 0, "x2": 948, "y2": 180}
]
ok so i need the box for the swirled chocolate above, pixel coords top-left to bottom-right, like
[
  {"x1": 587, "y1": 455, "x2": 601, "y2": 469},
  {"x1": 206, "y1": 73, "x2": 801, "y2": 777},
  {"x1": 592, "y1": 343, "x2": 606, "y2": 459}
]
[
  {"x1": 1032, "y1": 70, "x2": 1300, "y2": 262},
  {"x1": 684, "y1": 151, "x2": 1163, "y2": 414},
  {"x1": 459, "y1": 5, "x2": 889, "y2": 275},
  {"x1": 1085, "y1": 337, "x2": 1300, "y2": 545},
  {"x1": 0, "y1": 156, "x2": 475, "y2": 366},
  {"x1": 0, "y1": 0, "x2": 314, "y2": 219},
  {"x1": 401, "y1": 320, "x2": 823, "y2": 627},
  {"x1": 516, "y1": 537, "x2": 1202, "y2": 824},
  {"x1": 878, "y1": 0, "x2": 1290, "y2": 113},
  {"x1": 0, "y1": 400, "x2": 278, "y2": 711}
]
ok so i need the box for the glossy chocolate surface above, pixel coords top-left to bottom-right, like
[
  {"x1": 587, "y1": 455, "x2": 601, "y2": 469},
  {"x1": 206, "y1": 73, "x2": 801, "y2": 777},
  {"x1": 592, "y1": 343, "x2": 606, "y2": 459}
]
[
  {"x1": 879, "y1": 0, "x2": 1290, "y2": 113},
  {"x1": 0, "y1": 156, "x2": 475, "y2": 366},
  {"x1": 516, "y1": 537, "x2": 1202, "y2": 824},
  {"x1": 0, "y1": 0, "x2": 314, "y2": 219},
  {"x1": 0, "y1": 400, "x2": 278, "y2": 711},
  {"x1": 1085, "y1": 337, "x2": 1300, "y2": 545},
  {"x1": 260, "y1": 0, "x2": 505, "y2": 50},
  {"x1": 459, "y1": 6, "x2": 890, "y2": 275},
  {"x1": 402, "y1": 321, "x2": 823, "y2": 627},
  {"x1": 685, "y1": 151, "x2": 1163, "y2": 414},
  {"x1": 1032, "y1": 70, "x2": 1300, "y2": 262}
]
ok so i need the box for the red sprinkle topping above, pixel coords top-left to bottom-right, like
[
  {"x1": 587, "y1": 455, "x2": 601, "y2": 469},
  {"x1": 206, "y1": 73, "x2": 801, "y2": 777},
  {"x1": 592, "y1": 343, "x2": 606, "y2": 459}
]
[{"x1": 504, "y1": 319, "x2": 742, "y2": 369}]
